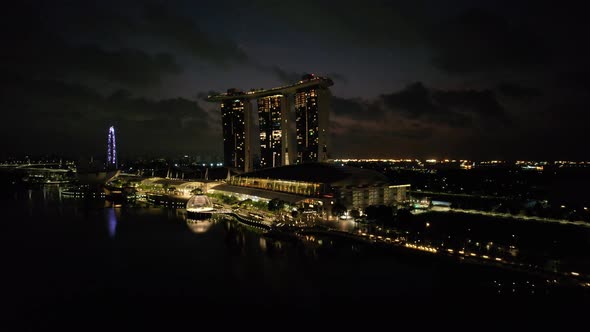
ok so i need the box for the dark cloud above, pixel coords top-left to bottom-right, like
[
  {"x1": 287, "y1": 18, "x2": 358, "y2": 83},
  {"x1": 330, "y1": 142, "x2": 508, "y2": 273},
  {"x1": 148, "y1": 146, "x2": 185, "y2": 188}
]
[
  {"x1": 64, "y1": 46, "x2": 181, "y2": 87},
  {"x1": 269, "y1": 67, "x2": 303, "y2": 85},
  {"x1": 428, "y1": 8, "x2": 549, "y2": 74},
  {"x1": 2, "y1": 5, "x2": 181, "y2": 88},
  {"x1": 332, "y1": 97, "x2": 383, "y2": 120},
  {"x1": 2, "y1": 0, "x2": 252, "y2": 89},
  {"x1": 267, "y1": 66, "x2": 347, "y2": 85},
  {"x1": 332, "y1": 97, "x2": 367, "y2": 117},
  {"x1": 0, "y1": 76, "x2": 218, "y2": 158},
  {"x1": 50, "y1": 1, "x2": 253, "y2": 67},
  {"x1": 141, "y1": 3, "x2": 250, "y2": 66},
  {"x1": 329, "y1": 124, "x2": 435, "y2": 159},
  {"x1": 380, "y1": 83, "x2": 466, "y2": 127},
  {"x1": 2, "y1": 0, "x2": 589, "y2": 160},
  {"x1": 381, "y1": 82, "x2": 438, "y2": 118},
  {"x1": 254, "y1": 0, "x2": 422, "y2": 47},
  {"x1": 389, "y1": 126, "x2": 435, "y2": 140},
  {"x1": 327, "y1": 72, "x2": 348, "y2": 84},
  {"x1": 433, "y1": 89, "x2": 507, "y2": 120},
  {"x1": 380, "y1": 82, "x2": 508, "y2": 126},
  {"x1": 332, "y1": 82, "x2": 508, "y2": 141},
  {"x1": 555, "y1": 71, "x2": 590, "y2": 94},
  {"x1": 497, "y1": 82, "x2": 542, "y2": 99}
]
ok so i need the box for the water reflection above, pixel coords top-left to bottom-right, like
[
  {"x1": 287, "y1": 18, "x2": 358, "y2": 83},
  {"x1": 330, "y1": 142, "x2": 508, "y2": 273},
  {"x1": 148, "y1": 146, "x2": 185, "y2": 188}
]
[
  {"x1": 7, "y1": 185, "x2": 589, "y2": 299},
  {"x1": 106, "y1": 208, "x2": 117, "y2": 239},
  {"x1": 259, "y1": 237, "x2": 267, "y2": 251},
  {"x1": 186, "y1": 218, "x2": 214, "y2": 234}
]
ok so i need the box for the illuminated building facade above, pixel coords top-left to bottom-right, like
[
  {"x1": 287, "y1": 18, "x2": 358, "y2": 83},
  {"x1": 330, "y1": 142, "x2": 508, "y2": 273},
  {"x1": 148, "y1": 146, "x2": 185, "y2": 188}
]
[
  {"x1": 107, "y1": 126, "x2": 117, "y2": 169},
  {"x1": 341, "y1": 184, "x2": 411, "y2": 210},
  {"x1": 257, "y1": 95, "x2": 283, "y2": 168},
  {"x1": 220, "y1": 163, "x2": 410, "y2": 216},
  {"x1": 207, "y1": 75, "x2": 332, "y2": 170},
  {"x1": 294, "y1": 78, "x2": 330, "y2": 163},
  {"x1": 221, "y1": 91, "x2": 252, "y2": 172}
]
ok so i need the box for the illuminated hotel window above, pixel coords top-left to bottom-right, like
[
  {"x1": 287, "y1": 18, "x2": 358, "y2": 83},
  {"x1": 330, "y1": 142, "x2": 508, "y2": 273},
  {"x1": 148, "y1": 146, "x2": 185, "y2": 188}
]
[{"x1": 272, "y1": 130, "x2": 281, "y2": 140}]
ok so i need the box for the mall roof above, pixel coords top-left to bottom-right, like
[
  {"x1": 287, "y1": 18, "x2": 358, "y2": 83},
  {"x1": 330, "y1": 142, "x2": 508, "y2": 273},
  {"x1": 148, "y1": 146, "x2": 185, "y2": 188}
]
[
  {"x1": 237, "y1": 163, "x2": 390, "y2": 187},
  {"x1": 139, "y1": 178, "x2": 219, "y2": 187},
  {"x1": 211, "y1": 184, "x2": 307, "y2": 204}
]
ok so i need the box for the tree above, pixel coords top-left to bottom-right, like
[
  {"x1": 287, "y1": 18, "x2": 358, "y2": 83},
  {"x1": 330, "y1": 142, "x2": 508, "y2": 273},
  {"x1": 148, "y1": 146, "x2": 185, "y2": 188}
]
[
  {"x1": 240, "y1": 198, "x2": 253, "y2": 206},
  {"x1": 365, "y1": 205, "x2": 378, "y2": 220},
  {"x1": 375, "y1": 205, "x2": 393, "y2": 220},
  {"x1": 190, "y1": 188, "x2": 203, "y2": 195},
  {"x1": 268, "y1": 198, "x2": 286, "y2": 211},
  {"x1": 332, "y1": 203, "x2": 346, "y2": 217},
  {"x1": 350, "y1": 209, "x2": 361, "y2": 219},
  {"x1": 396, "y1": 208, "x2": 414, "y2": 227},
  {"x1": 223, "y1": 195, "x2": 239, "y2": 205},
  {"x1": 252, "y1": 200, "x2": 268, "y2": 211}
]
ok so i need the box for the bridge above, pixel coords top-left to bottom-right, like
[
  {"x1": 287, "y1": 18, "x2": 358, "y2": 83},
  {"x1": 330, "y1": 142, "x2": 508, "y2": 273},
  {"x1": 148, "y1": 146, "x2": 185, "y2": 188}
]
[
  {"x1": 0, "y1": 163, "x2": 71, "y2": 173},
  {"x1": 188, "y1": 209, "x2": 271, "y2": 230},
  {"x1": 224, "y1": 212, "x2": 271, "y2": 230},
  {"x1": 186, "y1": 195, "x2": 272, "y2": 230}
]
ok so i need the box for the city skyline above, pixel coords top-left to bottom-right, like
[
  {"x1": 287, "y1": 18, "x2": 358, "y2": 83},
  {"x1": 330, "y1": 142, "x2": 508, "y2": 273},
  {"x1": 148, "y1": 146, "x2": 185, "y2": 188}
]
[
  {"x1": 3, "y1": 1, "x2": 590, "y2": 325},
  {"x1": 2, "y1": 1, "x2": 590, "y2": 160}
]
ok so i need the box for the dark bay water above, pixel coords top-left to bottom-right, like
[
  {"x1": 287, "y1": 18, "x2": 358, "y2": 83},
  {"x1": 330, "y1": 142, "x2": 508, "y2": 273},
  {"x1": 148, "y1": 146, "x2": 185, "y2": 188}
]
[{"x1": 2, "y1": 186, "x2": 589, "y2": 328}]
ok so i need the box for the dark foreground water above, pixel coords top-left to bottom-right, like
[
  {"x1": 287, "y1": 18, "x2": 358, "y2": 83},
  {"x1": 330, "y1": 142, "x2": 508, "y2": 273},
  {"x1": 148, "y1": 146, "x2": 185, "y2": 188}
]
[{"x1": 2, "y1": 187, "x2": 589, "y2": 328}]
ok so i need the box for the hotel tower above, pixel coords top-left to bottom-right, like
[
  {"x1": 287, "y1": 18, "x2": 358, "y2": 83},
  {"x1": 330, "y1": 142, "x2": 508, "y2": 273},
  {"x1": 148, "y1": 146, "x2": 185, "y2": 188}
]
[{"x1": 207, "y1": 74, "x2": 333, "y2": 172}]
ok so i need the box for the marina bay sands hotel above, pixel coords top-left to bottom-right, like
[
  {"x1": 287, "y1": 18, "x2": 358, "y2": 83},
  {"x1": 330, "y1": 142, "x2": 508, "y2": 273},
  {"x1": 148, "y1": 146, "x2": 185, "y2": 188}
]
[{"x1": 207, "y1": 74, "x2": 333, "y2": 172}]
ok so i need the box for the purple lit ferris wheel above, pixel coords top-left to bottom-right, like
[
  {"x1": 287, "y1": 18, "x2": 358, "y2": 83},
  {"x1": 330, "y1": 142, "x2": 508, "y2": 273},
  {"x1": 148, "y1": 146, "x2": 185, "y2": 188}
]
[{"x1": 107, "y1": 126, "x2": 117, "y2": 169}]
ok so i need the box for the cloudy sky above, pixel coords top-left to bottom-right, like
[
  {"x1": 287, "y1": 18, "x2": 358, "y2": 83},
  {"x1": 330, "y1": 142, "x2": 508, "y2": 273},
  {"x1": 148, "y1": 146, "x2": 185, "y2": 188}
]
[{"x1": 2, "y1": 0, "x2": 589, "y2": 160}]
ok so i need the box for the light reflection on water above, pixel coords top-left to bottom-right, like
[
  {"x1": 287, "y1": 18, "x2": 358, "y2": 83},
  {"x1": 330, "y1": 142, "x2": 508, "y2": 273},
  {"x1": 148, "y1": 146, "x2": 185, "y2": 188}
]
[
  {"x1": 5, "y1": 185, "x2": 590, "y2": 301},
  {"x1": 259, "y1": 237, "x2": 267, "y2": 251},
  {"x1": 186, "y1": 219, "x2": 214, "y2": 234},
  {"x1": 106, "y1": 208, "x2": 117, "y2": 239}
]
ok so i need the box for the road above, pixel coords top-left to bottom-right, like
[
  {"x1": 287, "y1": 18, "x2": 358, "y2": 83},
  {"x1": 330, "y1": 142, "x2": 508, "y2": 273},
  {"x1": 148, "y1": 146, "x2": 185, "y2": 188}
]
[{"x1": 451, "y1": 208, "x2": 590, "y2": 228}]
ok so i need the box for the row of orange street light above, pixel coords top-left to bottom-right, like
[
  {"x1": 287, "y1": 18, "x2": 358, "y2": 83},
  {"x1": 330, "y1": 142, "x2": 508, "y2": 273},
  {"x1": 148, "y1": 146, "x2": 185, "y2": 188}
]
[{"x1": 351, "y1": 226, "x2": 588, "y2": 286}]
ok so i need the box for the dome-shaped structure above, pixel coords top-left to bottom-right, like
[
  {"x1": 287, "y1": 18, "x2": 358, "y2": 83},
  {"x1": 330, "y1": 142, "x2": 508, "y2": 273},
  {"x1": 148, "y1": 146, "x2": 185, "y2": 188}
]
[{"x1": 186, "y1": 195, "x2": 214, "y2": 212}]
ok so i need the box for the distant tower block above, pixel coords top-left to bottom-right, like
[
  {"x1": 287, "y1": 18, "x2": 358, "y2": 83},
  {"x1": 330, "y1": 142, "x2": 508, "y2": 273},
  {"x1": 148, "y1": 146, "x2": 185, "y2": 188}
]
[
  {"x1": 295, "y1": 74, "x2": 331, "y2": 163},
  {"x1": 220, "y1": 90, "x2": 253, "y2": 172},
  {"x1": 107, "y1": 126, "x2": 117, "y2": 169}
]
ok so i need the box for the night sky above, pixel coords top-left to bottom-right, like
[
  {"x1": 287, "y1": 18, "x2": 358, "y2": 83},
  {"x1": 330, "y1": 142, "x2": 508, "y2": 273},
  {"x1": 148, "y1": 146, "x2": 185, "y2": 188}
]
[{"x1": 2, "y1": 0, "x2": 589, "y2": 160}]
